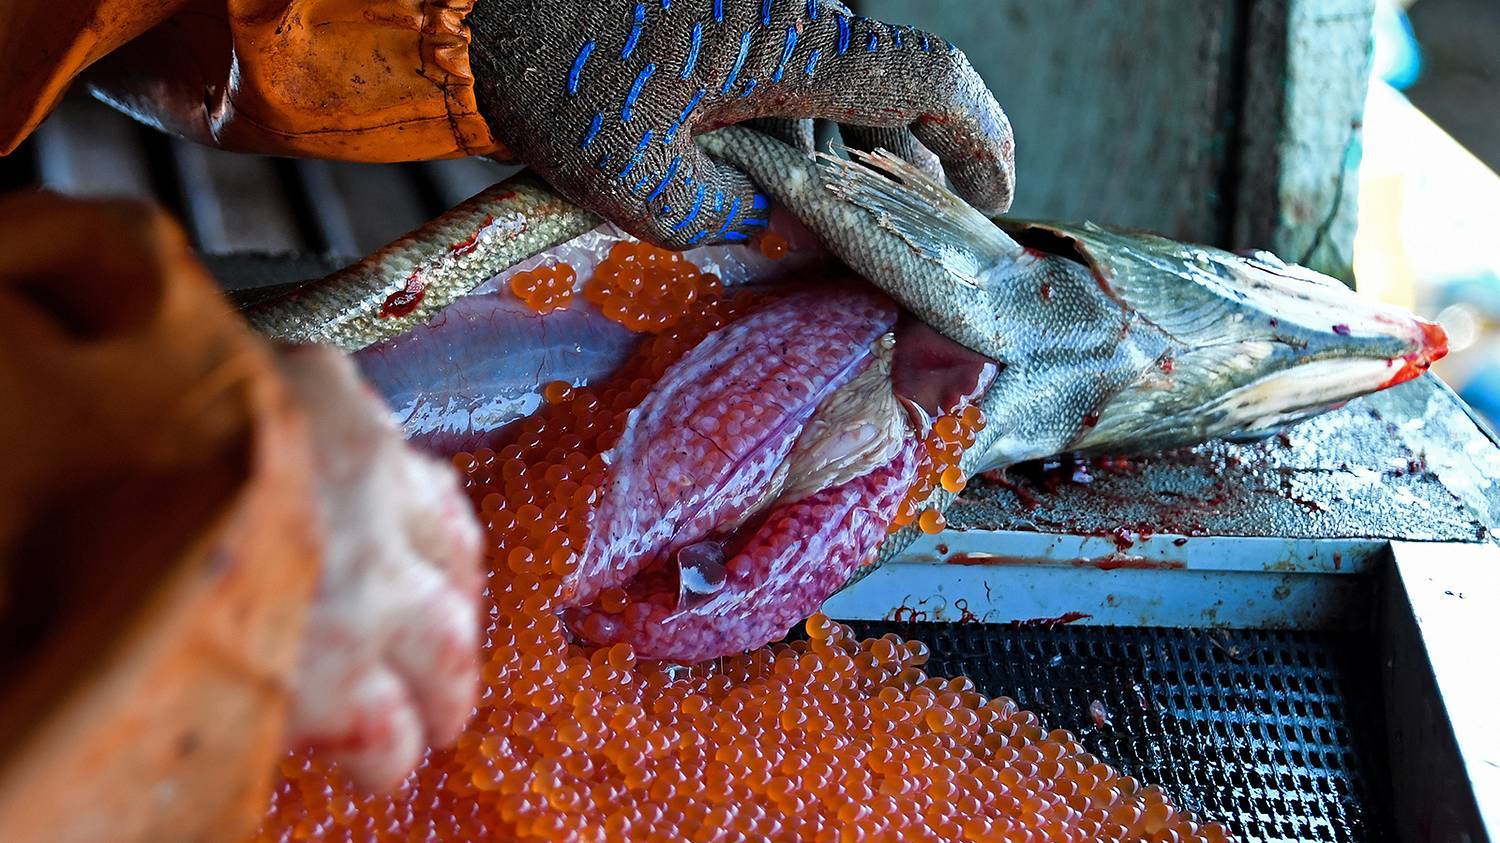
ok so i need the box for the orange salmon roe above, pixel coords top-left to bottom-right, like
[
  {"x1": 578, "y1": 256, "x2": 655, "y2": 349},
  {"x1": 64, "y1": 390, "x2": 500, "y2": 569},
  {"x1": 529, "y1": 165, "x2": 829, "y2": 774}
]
[
  {"x1": 917, "y1": 507, "x2": 947, "y2": 535},
  {"x1": 890, "y1": 404, "x2": 986, "y2": 532},
  {"x1": 252, "y1": 273, "x2": 1228, "y2": 843},
  {"x1": 585, "y1": 241, "x2": 723, "y2": 333},
  {"x1": 511, "y1": 263, "x2": 577, "y2": 314},
  {"x1": 759, "y1": 231, "x2": 792, "y2": 260},
  {"x1": 542, "y1": 380, "x2": 574, "y2": 405}
]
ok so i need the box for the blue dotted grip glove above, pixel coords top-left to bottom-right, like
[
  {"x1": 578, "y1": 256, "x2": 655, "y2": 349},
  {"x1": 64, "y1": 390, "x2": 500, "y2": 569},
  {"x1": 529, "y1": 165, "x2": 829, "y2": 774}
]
[{"x1": 468, "y1": 0, "x2": 1015, "y2": 248}]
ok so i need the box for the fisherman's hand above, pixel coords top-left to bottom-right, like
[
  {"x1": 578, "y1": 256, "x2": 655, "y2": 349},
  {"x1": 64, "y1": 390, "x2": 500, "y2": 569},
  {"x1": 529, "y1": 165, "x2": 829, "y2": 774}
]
[
  {"x1": 467, "y1": 0, "x2": 1014, "y2": 248},
  {"x1": 274, "y1": 345, "x2": 483, "y2": 790}
]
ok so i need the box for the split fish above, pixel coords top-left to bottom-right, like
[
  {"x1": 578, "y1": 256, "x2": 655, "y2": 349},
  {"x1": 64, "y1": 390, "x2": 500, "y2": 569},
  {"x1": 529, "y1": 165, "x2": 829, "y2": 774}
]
[{"x1": 246, "y1": 129, "x2": 1447, "y2": 661}]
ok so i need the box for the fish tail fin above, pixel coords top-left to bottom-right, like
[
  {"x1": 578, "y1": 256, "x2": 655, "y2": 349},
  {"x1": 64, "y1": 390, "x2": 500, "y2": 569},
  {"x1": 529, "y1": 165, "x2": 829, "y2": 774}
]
[{"x1": 817, "y1": 147, "x2": 1025, "y2": 281}]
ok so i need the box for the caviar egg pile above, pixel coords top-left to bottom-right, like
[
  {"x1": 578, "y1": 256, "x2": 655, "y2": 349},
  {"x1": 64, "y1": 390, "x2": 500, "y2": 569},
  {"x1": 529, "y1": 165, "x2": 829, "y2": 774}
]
[
  {"x1": 253, "y1": 239, "x2": 1231, "y2": 843},
  {"x1": 511, "y1": 262, "x2": 577, "y2": 314},
  {"x1": 582, "y1": 241, "x2": 727, "y2": 333}
]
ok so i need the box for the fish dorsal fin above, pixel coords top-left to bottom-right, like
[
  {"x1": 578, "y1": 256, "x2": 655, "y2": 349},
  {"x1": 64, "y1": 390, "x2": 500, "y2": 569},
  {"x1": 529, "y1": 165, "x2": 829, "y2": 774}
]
[{"x1": 817, "y1": 147, "x2": 1025, "y2": 287}]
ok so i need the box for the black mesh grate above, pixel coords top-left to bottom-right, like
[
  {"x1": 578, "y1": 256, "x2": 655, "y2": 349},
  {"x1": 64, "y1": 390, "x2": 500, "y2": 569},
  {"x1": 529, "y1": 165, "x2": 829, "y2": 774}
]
[{"x1": 839, "y1": 623, "x2": 1394, "y2": 843}]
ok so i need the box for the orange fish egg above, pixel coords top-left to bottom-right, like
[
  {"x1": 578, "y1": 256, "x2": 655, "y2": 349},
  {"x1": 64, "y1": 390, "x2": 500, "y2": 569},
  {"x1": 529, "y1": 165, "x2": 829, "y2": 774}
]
[
  {"x1": 758, "y1": 231, "x2": 792, "y2": 260},
  {"x1": 584, "y1": 241, "x2": 723, "y2": 334},
  {"x1": 251, "y1": 274, "x2": 1226, "y2": 843},
  {"x1": 887, "y1": 404, "x2": 983, "y2": 536},
  {"x1": 542, "y1": 380, "x2": 574, "y2": 405},
  {"x1": 939, "y1": 465, "x2": 967, "y2": 494},
  {"x1": 917, "y1": 507, "x2": 947, "y2": 535},
  {"x1": 511, "y1": 263, "x2": 578, "y2": 315}
]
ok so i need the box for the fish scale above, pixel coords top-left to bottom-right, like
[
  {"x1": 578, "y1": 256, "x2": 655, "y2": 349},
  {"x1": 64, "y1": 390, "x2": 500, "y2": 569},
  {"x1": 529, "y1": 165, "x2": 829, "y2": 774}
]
[{"x1": 699, "y1": 130, "x2": 1019, "y2": 355}]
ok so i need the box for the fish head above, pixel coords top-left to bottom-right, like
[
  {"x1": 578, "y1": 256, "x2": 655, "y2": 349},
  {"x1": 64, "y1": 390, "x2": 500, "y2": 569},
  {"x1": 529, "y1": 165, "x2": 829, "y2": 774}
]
[
  {"x1": 698, "y1": 128, "x2": 1447, "y2": 469},
  {"x1": 1006, "y1": 220, "x2": 1450, "y2": 454}
]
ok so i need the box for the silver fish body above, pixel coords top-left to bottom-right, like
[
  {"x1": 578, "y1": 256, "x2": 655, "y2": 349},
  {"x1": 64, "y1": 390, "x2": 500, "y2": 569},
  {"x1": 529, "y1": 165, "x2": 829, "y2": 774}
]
[{"x1": 247, "y1": 175, "x2": 599, "y2": 350}]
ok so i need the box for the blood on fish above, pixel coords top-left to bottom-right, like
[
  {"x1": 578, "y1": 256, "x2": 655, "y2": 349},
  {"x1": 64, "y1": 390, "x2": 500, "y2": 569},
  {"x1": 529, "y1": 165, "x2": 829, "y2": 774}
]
[
  {"x1": 1379, "y1": 319, "x2": 1447, "y2": 390},
  {"x1": 449, "y1": 214, "x2": 496, "y2": 257},
  {"x1": 379, "y1": 270, "x2": 426, "y2": 318}
]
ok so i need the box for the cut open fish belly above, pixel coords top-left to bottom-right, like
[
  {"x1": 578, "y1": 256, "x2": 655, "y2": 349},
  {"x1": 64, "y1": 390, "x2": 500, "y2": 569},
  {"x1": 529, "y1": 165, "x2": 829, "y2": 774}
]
[
  {"x1": 562, "y1": 288, "x2": 901, "y2": 614},
  {"x1": 354, "y1": 214, "x2": 834, "y2": 454},
  {"x1": 287, "y1": 125, "x2": 1451, "y2": 670},
  {"x1": 351, "y1": 218, "x2": 934, "y2": 661},
  {"x1": 354, "y1": 296, "x2": 642, "y2": 455}
]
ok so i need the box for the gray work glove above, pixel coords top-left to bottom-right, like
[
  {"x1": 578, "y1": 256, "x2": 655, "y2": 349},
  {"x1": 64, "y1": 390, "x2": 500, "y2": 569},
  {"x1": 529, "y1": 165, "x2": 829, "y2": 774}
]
[{"x1": 468, "y1": 0, "x2": 1014, "y2": 248}]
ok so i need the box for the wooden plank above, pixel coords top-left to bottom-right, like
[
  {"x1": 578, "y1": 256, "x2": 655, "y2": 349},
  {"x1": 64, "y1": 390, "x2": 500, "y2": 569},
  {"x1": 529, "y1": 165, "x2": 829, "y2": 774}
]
[
  {"x1": 292, "y1": 159, "x2": 362, "y2": 259},
  {"x1": 420, "y1": 158, "x2": 519, "y2": 208},
  {"x1": 1232, "y1": 0, "x2": 1375, "y2": 281},
  {"x1": 314, "y1": 161, "x2": 432, "y2": 256},
  {"x1": 170, "y1": 141, "x2": 302, "y2": 255},
  {"x1": 31, "y1": 97, "x2": 153, "y2": 199},
  {"x1": 855, "y1": 0, "x2": 1240, "y2": 243}
]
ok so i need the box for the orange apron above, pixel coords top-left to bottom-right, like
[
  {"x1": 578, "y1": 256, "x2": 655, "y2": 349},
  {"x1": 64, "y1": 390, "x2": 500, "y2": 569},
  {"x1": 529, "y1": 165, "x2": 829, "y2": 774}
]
[
  {"x1": 0, "y1": 192, "x2": 321, "y2": 843},
  {"x1": 0, "y1": 0, "x2": 511, "y2": 162}
]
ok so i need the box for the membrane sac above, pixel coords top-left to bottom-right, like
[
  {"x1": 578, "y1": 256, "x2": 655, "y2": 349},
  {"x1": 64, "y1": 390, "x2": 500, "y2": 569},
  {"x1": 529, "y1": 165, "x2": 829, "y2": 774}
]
[{"x1": 253, "y1": 240, "x2": 1231, "y2": 842}]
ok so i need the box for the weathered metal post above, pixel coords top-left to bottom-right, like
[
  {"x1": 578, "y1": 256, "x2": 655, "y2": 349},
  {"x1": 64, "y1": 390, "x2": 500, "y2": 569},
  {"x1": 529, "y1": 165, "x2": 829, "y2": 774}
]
[
  {"x1": 856, "y1": 0, "x2": 1376, "y2": 283},
  {"x1": 1232, "y1": 0, "x2": 1376, "y2": 282}
]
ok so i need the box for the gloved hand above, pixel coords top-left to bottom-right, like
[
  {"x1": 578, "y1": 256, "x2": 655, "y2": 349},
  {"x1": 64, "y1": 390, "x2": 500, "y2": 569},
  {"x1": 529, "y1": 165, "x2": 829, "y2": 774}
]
[
  {"x1": 274, "y1": 345, "x2": 483, "y2": 790},
  {"x1": 468, "y1": 0, "x2": 1014, "y2": 248}
]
